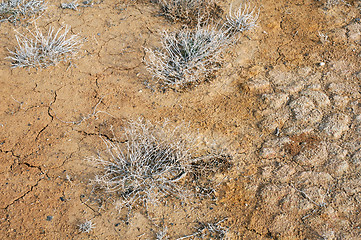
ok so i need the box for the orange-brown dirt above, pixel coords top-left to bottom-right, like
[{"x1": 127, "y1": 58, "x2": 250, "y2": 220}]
[{"x1": 1, "y1": 0, "x2": 361, "y2": 239}]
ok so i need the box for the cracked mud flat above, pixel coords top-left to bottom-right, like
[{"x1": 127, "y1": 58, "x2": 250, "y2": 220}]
[{"x1": 0, "y1": 0, "x2": 361, "y2": 239}]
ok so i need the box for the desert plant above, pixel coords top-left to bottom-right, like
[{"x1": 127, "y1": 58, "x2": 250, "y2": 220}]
[
  {"x1": 224, "y1": 3, "x2": 259, "y2": 34},
  {"x1": 156, "y1": 0, "x2": 222, "y2": 26},
  {"x1": 177, "y1": 219, "x2": 228, "y2": 239},
  {"x1": 60, "y1": 0, "x2": 79, "y2": 10},
  {"x1": 7, "y1": 26, "x2": 82, "y2": 68},
  {"x1": 87, "y1": 119, "x2": 226, "y2": 209},
  {"x1": 0, "y1": 0, "x2": 47, "y2": 23},
  {"x1": 156, "y1": 226, "x2": 169, "y2": 240},
  {"x1": 78, "y1": 219, "x2": 96, "y2": 233},
  {"x1": 145, "y1": 26, "x2": 230, "y2": 89}
]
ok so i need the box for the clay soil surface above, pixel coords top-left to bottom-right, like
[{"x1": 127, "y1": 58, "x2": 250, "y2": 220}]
[{"x1": 1, "y1": 0, "x2": 361, "y2": 239}]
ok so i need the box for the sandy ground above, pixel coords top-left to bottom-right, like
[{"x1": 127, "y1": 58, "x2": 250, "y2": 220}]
[{"x1": 0, "y1": 0, "x2": 361, "y2": 239}]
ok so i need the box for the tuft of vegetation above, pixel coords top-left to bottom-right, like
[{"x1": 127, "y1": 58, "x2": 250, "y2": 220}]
[
  {"x1": 78, "y1": 220, "x2": 96, "y2": 233},
  {"x1": 7, "y1": 26, "x2": 82, "y2": 68},
  {"x1": 87, "y1": 119, "x2": 229, "y2": 209},
  {"x1": 177, "y1": 219, "x2": 229, "y2": 239},
  {"x1": 60, "y1": 0, "x2": 79, "y2": 10},
  {"x1": 0, "y1": 0, "x2": 47, "y2": 23},
  {"x1": 156, "y1": 226, "x2": 169, "y2": 240},
  {"x1": 224, "y1": 3, "x2": 259, "y2": 34},
  {"x1": 145, "y1": 26, "x2": 230, "y2": 89},
  {"x1": 156, "y1": 0, "x2": 223, "y2": 26}
]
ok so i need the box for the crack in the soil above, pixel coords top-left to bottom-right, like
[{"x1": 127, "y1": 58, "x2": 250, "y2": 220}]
[
  {"x1": 77, "y1": 130, "x2": 114, "y2": 142},
  {"x1": 35, "y1": 123, "x2": 50, "y2": 141},
  {"x1": 2, "y1": 178, "x2": 43, "y2": 210},
  {"x1": 80, "y1": 195, "x2": 102, "y2": 217}
]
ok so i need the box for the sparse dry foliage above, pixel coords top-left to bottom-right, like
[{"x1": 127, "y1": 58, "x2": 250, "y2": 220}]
[
  {"x1": 145, "y1": 26, "x2": 230, "y2": 89},
  {"x1": 0, "y1": 0, "x2": 47, "y2": 23},
  {"x1": 224, "y1": 3, "x2": 259, "y2": 34},
  {"x1": 88, "y1": 119, "x2": 230, "y2": 209},
  {"x1": 8, "y1": 26, "x2": 82, "y2": 68},
  {"x1": 157, "y1": 0, "x2": 222, "y2": 26},
  {"x1": 177, "y1": 219, "x2": 229, "y2": 239},
  {"x1": 78, "y1": 220, "x2": 96, "y2": 233},
  {"x1": 60, "y1": 0, "x2": 79, "y2": 10},
  {"x1": 146, "y1": 2, "x2": 260, "y2": 90},
  {"x1": 156, "y1": 226, "x2": 169, "y2": 240}
]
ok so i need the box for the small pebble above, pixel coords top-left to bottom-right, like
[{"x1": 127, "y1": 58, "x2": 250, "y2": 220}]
[{"x1": 46, "y1": 216, "x2": 53, "y2": 221}]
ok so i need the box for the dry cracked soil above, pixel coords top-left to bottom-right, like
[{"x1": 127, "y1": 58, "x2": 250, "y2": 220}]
[{"x1": 1, "y1": 0, "x2": 361, "y2": 239}]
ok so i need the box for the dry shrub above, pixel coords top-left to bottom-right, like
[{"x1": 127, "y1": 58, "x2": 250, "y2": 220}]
[
  {"x1": 87, "y1": 119, "x2": 231, "y2": 209},
  {"x1": 0, "y1": 0, "x2": 47, "y2": 23},
  {"x1": 145, "y1": 26, "x2": 230, "y2": 90},
  {"x1": 224, "y1": 3, "x2": 259, "y2": 34},
  {"x1": 8, "y1": 26, "x2": 82, "y2": 68},
  {"x1": 156, "y1": 0, "x2": 223, "y2": 26}
]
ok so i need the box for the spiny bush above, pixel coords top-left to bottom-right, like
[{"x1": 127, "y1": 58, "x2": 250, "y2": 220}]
[
  {"x1": 0, "y1": 0, "x2": 47, "y2": 23},
  {"x1": 156, "y1": 0, "x2": 223, "y2": 26},
  {"x1": 78, "y1": 220, "x2": 96, "y2": 233},
  {"x1": 60, "y1": 1, "x2": 79, "y2": 10},
  {"x1": 87, "y1": 119, "x2": 229, "y2": 209},
  {"x1": 180, "y1": 219, "x2": 229, "y2": 239},
  {"x1": 146, "y1": 2, "x2": 260, "y2": 89},
  {"x1": 224, "y1": 3, "x2": 259, "y2": 34},
  {"x1": 145, "y1": 26, "x2": 230, "y2": 89},
  {"x1": 8, "y1": 26, "x2": 82, "y2": 68}
]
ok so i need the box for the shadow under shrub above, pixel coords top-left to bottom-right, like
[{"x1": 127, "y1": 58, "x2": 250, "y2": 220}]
[{"x1": 156, "y1": 0, "x2": 223, "y2": 26}]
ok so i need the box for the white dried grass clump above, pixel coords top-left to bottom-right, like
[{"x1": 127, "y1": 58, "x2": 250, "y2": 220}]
[
  {"x1": 88, "y1": 119, "x2": 217, "y2": 209},
  {"x1": 145, "y1": 27, "x2": 229, "y2": 88},
  {"x1": 78, "y1": 220, "x2": 95, "y2": 233},
  {"x1": 8, "y1": 26, "x2": 82, "y2": 68},
  {"x1": 156, "y1": 226, "x2": 169, "y2": 240},
  {"x1": 224, "y1": 3, "x2": 259, "y2": 34},
  {"x1": 178, "y1": 219, "x2": 228, "y2": 239},
  {"x1": 60, "y1": 1, "x2": 79, "y2": 10},
  {"x1": 0, "y1": 0, "x2": 47, "y2": 23}
]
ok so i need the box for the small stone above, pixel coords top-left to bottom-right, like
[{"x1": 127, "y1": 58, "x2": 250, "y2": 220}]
[
  {"x1": 351, "y1": 149, "x2": 361, "y2": 169},
  {"x1": 320, "y1": 113, "x2": 350, "y2": 139},
  {"x1": 307, "y1": 83, "x2": 322, "y2": 91},
  {"x1": 289, "y1": 96, "x2": 315, "y2": 120},
  {"x1": 332, "y1": 95, "x2": 349, "y2": 108},
  {"x1": 260, "y1": 147, "x2": 278, "y2": 159},
  {"x1": 319, "y1": 62, "x2": 325, "y2": 66},
  {"x1": 328, "y1": 28, "x2": 347, "y2": 43},
  {"x1": 260, "y1": 137, "x2": 291, "y2": 159},
  {"x1": 273, "y1": 164, "x2": 296, "y2": 182},
  {"x1": 346, "y1": 22, "x2": 361, "y2": 41},
  {"x1": 278, "y1": 80, "x2": 305, "y2": 94},
  {"x1": 243, "y1": 78, "x2": 272, "y2": 93},
  {"x1": 327, "y1": 82, "x2": 345, "y2": 95},
  {"x1": 262, "y1": 93, "x2": 289, "y2": 110},
  {"x1": 302, "y1": 90, "x2": 330, "y2": 107},
  {"x1": 356, "y1": 71, "x2": 361, "y2": 81},
  {"x1": 46, "y1": 216, "x2": 53, "y2": 221},
  {"x1": 259, "y1": 110, "x2": 290, "y2": 133},
  {"x1": 269, "y1": 68, "x2": 293, "y2": 85},
  {"x1": 294, "y1": 141, "x2": 328, "y2": 167},
  {"x1": 297, "y1": 67, "x2": 312, "y2": 77},
  {"x1": 356, "y1": 115, "x2": 361, "y2": 122}
]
